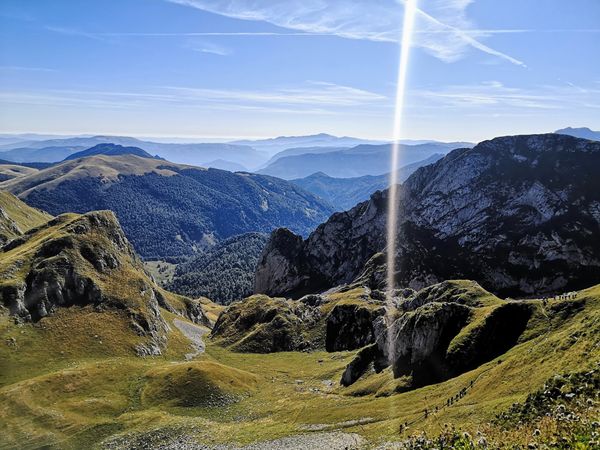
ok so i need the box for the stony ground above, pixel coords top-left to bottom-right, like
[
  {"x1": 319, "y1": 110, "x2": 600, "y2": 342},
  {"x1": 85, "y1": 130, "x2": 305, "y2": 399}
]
[
  {"x1": 173, "y1": 319, "x2": 208, "y2": 359},
  {"x1": 103, "y1": 431, "x2": 366, "y2": 449}
]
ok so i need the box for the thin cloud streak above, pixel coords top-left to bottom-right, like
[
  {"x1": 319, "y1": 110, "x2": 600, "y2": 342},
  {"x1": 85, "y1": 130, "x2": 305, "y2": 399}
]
[
  {"x1": 96, "y1": 29, "x2": 600, "y2": 37},
  {"x1": 0, "y1": 81, "x2": 388, "y2": 115},
  {"x1": 0, "y1": 66, "x2": 58, "y2": 73},
  {"x1": 409, "y1": 81, "x2": 600, "y2": 111},
  {"x1": 166, "y1": 0, "x2": 526, "y2": 66}
]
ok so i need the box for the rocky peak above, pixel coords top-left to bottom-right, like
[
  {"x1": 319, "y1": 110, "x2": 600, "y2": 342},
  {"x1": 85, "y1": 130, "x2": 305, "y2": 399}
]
[{"x1": 255, "y1": 134, "x2": 600, "y2": 297}]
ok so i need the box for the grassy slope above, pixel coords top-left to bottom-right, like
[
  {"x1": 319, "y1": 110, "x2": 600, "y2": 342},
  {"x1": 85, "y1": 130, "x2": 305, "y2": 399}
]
[
  {"x1": 0, "y1": 191, "x2": 51, "y2": 242},
  {"x1": 0, "y1": 165, "x2": 38, "y2": 182},
  {"x1": 1, "y1": 283, "x2": 598, "y2": 449},
  {"x1": 0, "y1": 155, "x2": 187, "y2": 197}
]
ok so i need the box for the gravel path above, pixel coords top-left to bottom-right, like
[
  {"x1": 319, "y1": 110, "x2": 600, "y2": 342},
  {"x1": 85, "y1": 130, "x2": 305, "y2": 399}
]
[
  {"x1": 104, "y1": 431, "x2": 367, "y2": 449},
  {"x1": 173, "y1": 319, "x2": 208, "y2": 359}
]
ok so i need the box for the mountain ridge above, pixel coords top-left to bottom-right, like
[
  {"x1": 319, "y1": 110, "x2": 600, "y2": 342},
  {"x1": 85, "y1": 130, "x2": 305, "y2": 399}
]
[
  {"x1": 256, "y1": 133, "x2": 600, "y2": 298},
  {"x1": 63, "y1": 143, "x2": 156, "y2": 161},
  {"x1": 290, "y1": 153, "x2": 444, "y2": 211},
  {"x1": 1, "y1": 155, "x2": 334, "y2": 259}
]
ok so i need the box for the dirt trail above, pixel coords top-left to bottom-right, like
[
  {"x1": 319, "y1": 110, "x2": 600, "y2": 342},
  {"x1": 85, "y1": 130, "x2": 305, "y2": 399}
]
[{"x1": 173, "y1": 319, "x2": 208, "y2": 359}]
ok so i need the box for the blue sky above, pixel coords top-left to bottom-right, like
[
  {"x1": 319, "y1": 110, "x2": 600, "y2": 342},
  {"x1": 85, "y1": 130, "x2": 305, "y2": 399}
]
[{"x1": 0, "y1": 0, "x2": 598, "y2": 142}]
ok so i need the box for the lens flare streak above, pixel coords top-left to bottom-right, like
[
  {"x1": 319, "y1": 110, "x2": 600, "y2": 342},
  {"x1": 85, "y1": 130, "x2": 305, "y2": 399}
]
[{"x1": 386, "y1": 0, "x2": 418, "y2": 361}]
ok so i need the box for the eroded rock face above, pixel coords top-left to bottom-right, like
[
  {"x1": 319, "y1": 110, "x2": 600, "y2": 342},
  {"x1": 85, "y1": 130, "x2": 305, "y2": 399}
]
[
  {"x1": 379, "y1": 302, "x2": 472, "y2": 385},
  {"x1": 254, "y1": 228, "x2": 312, "y2": 297},
  {"x1": 255, "y1": 191, "x2": 387, "y2": 297},
  {"x1": 256, "y1": 134, "x2": 600, "y2": 298},
  {"x1": 1, "y1": 213, "x2": 134, "y2": 319},
  {"x1": 340, "y1": 281, "x2": 533, "y2": 390},
  {"x1": 326, "y1": 302, "x2": 385, "y2": 352}
]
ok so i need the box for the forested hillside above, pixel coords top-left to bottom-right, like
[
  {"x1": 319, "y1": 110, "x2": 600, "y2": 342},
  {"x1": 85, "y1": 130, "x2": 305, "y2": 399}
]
[
  {"x1": 2, "y1": 155, "x2": 334, "y2": 259},
  {"x1": 167, "y1": 233, "x2": 269, "y2": 304}
]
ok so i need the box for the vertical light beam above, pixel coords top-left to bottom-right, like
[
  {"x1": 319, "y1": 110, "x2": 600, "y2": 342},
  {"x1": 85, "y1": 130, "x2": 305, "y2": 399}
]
[{"x1": 386, "y1": 0, "x2": 418, "y2": 360}]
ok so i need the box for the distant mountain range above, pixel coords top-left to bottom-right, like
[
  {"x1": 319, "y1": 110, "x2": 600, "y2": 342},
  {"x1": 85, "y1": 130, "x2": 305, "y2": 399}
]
[
  {"x1": 261, "y1": 146, "x2": 350, "y2": 167},
  {"x1": 203, "y1": 159, "x2": 248, "y2": 172},
  {"x1": 555, "y1": 127, "x2": 600, "y2": 141},
  {"x1": 0, "y1": 133, "x2": 475, "y2": 178},
  {"x1": 291, "y1": 154, "x2": 444, "y2": 211},
  {"x1": 258, "y1": 142, "x2": 469, "y2": 179},
  {"x1": 230, "y1": 133, "x2": 385, "y2": 156},
  {"x1": 0, "y1": 154, "x2": 334, "y2": 259},
  {"x1": 0, "y1": 135, "x2": 267, "y2": 169}
]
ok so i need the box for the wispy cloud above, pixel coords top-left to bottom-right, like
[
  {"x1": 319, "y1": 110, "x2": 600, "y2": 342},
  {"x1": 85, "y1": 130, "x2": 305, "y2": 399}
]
[
  {"x1": 0, "y1": 66, "x2": 58, "y2": 73},
  {"x1": 184, "y1": 39, "x2": 232, "y2": 56},
  {"x1": 95, "y1": 29, "x2": 600, "y2": 38},
  {"x1": 45, "y1": 25, "x2": 112, "y2": 43},
  {"x1": 410, "y1": 81, "x2": 600, "y2": 111},
  {"x1": 162, "y1": 81, "x2": 387, "y2": 107},
  {"x1": 0, "y1": 81, "x2": 387, "y2": 114},
  {"x1": 166, "y1": 0, "x2": 525, "y2": 66}
]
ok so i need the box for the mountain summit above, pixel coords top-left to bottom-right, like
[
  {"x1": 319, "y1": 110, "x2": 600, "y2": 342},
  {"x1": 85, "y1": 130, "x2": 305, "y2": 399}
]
[
  {"x1": 554, "y1": 126, "x2": 600, "y2": 141},
  {"x1": 64, "y1": 143, "x2": 156, "y2": 161},
  {"x1": 256, "y1": 134, "x2": 600, "y2": 298}
]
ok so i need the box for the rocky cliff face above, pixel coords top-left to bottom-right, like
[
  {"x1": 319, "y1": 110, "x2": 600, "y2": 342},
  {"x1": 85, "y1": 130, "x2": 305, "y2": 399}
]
[
  {"x1": 0, "y1": 210, "x2": 208, "y2": 355},
  {"x1": 256, "y1": 134, "x2": 600, "y2": 297},
  {"x1": 255, "y1": 191, "x2": 387, "y2": 297},
  {"x1": 341, "y1": 280, "x2": 534, "y2": 389}
]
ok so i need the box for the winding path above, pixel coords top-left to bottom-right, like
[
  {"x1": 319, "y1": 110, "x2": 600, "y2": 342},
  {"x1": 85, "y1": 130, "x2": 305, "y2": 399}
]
[{"x1": 173, "y1": 319, "x2": 209, "y2": 359}]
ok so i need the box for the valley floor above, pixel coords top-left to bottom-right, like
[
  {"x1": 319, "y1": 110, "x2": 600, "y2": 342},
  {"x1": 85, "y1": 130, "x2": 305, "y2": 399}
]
[{"x1": 1, "y1": 285, "x2": 599, "y2": 449}]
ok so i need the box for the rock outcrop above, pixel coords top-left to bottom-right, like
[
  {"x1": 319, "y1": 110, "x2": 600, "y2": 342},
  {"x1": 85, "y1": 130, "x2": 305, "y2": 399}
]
[
  {"x1": 0, "y1": 209, "x2": 208, "y2": 355},
  {"x1": 340, "y1": 281, "x2": 534, "y2": 390},
  {"x1": 210, "y1": 295, "x2": 322, "y2": 352},
  {"x1": 325, "y1": 301, "x2": 385, "y2": 352},
  {"x1": 211, "y1": 288, "x2": 386, "y2": 354},
  {"x1": 256, "y1": 134, "x2": 600, "y2": 298}
]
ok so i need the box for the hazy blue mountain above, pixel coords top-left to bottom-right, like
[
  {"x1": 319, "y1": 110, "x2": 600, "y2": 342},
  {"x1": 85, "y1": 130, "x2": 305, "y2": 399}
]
[
  {"x1": 0, "y1": 135, "x2": 268, "y2": 168},
  {"x1": 555, "y1": 127, "x2": 600, "y2": 141},
  {"x1": 262, "y1": 146, "x2": 350, "y2": 167},
  {"x1": 258, "y1": 142, "x2": 468, "y2": 179},
  {"x1": 64, "y1": 143, "x2": 156, "y2": 161},
  {"x1": 0, "y1": 146, "x2": 87, "y2": 163},
  {"x1": 203, "y1": 159, "x2": 248, "y2": 172},
  {"x1": 2, "y1": 155, "x2": 334, "y2": 259},
  {"x1": 291, "y1": 154, "x2": 444, "y2": 211},
  {"x1": 231, "y1": 133, "x2": 385, "y2": 156},
  {"x1": 0, "y1": 133, "x2": 89, "y2": 147}
]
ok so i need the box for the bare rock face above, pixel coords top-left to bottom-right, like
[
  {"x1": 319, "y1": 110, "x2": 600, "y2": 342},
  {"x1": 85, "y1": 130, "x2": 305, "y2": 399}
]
[
  {"x1": 254, "y1": 228, "x2": 311, "y2": 297},
  {"x1": 325, "y1": 301, "x2": 385, "y2": 352},
  {"x1": 255, "y1": 191, "x2": 387, "y2": 297},
  {"x1": 378, "y1": 302, "x2": 473, "y2": 385},
  {"x1": 256, "y1": 134, "x2": 600, "y2": 298},
  {"x1": 340, "y1": 281, "x2": 533, "y2": 390}
]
